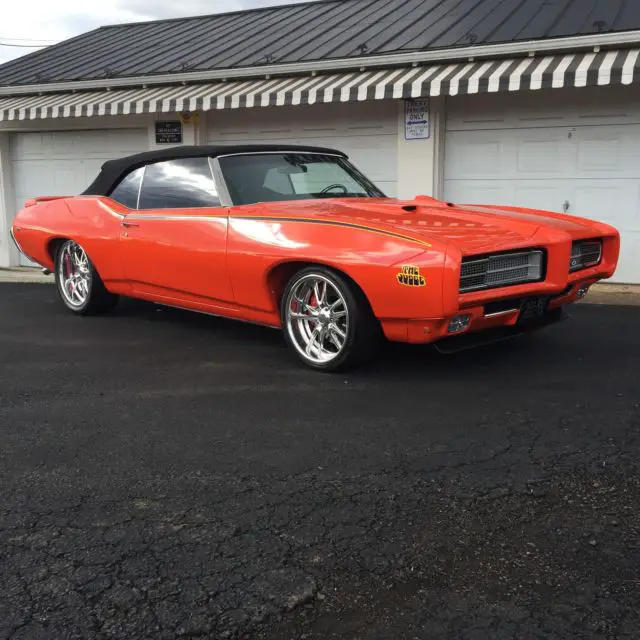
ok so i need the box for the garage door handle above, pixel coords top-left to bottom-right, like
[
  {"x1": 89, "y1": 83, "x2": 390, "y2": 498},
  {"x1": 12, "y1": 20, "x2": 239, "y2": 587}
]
[
  {"x1": 122, "y1": 220, "x2": 139, "y2": 228},
  {"x1": 562, "y1": 200, "x2": 571, "y2": 213}
]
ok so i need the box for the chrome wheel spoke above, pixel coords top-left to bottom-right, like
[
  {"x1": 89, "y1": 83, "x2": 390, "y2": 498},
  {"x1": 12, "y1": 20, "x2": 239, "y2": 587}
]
[
  {"x1": 305, "y1": 326, "x2": 321, "y2": 356},
  {"x1": 290, "y1": 311, "x2": 315, "y2": 320},
  {"x1": 286, "y1": 274, "x2": 350, "y2": 365},
  {"x1": 58, "y1": 241, "x2": 92, "y2": 308},
  {"x1": 328, "y1": 329, "x2": 343, "y2": 350},
  {"x1": 314, "y1": 281, "x2": 327, "y2": 306},
  {"x1": 331, "y1": 323, "x2": 346, "y2": 339}
]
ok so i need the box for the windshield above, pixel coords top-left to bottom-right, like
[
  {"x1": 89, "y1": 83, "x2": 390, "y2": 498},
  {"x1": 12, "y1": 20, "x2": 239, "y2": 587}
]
[{"x1": 218, "y1": 153, "x2": 385, "y2": 205}]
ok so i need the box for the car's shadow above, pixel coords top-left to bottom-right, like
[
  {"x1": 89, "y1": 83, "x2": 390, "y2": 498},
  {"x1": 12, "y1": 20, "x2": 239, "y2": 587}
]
[{"x1": 102, "y1": 296, "x2": 612, "y2": 381}]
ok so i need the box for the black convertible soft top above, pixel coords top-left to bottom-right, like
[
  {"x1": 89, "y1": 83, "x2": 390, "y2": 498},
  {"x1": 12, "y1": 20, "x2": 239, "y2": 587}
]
[{"x1": 81, "y1": 144, "x2": 347, "y2": 196}]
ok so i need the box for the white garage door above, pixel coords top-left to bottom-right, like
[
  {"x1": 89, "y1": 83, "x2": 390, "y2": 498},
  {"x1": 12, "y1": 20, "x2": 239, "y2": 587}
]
[
  {"x1": 207, "y1": 101, "x2": 398, "y2": 197},
  {"x1": 444, "y1": 89, "x2": 640, "y2": 284},
  {"x1": 11, "y1": 129, "x2": 148, "y2": 265}
]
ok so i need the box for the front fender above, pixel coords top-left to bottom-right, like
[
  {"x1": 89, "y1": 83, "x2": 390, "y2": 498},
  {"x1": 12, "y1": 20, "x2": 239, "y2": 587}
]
[{"x1": 226, "y1": 215, "x2": 451, "y2": 320}]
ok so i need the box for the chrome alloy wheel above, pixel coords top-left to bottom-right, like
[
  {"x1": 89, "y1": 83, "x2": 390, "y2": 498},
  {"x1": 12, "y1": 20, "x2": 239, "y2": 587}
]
[
  {"x1": 58, "y1": 241, "x2": 92, "y2": 308},
  {"x1": 285, "y1": 274, "x2": 349, "y2": 365}
]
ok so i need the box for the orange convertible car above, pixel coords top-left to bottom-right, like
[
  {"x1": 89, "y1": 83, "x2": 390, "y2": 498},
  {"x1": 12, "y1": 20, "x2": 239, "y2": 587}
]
[{"x1": 12, "y1": 144, "x2": 619, "y2": 371}]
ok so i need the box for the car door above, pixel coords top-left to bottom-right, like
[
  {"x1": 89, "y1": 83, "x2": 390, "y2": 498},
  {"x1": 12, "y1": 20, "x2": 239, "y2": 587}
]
[{"x1": 117, "y1": 157, "x2": 234, "y2": 307}]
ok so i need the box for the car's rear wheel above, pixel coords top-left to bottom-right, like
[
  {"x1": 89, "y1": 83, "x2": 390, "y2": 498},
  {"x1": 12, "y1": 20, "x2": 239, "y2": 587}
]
[
  {"x1": 55, "y1": 240, "x2": 118, "y2": 315},
  {"x1": 281, "y1": 266, "x2": 380, "y2": 371}
]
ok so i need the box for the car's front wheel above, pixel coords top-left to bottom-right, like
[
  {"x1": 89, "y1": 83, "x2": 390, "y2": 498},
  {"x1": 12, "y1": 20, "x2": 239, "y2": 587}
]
[
  {"x1": 55, "y1": 240, "x2": 118, "y2": 315},
  {"x1": 281, "y1": 266, "x2": 380, "y2": 371}
]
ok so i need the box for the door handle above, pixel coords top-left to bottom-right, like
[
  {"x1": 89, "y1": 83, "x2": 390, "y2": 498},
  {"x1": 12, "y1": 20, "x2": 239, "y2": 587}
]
[
  {"x1": 562, "y1": 200, "x2": 571, "y2": 213},
  {"x1": 122, "y1": 220, "x2": 139, "y2": 228}
]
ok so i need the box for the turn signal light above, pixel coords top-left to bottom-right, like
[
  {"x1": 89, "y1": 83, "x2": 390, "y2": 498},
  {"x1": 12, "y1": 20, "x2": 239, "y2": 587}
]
[{"x1": 448, "y1": 314, "x2": 471, "y2": 334}]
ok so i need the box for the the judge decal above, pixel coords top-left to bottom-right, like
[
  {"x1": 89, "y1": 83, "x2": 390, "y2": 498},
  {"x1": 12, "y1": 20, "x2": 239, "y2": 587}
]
[{"x1": 396, "y1": 265, "x2": 426, "y2": 287}]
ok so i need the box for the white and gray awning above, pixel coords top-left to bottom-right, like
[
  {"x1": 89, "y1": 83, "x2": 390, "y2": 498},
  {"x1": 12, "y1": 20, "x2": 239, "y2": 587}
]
[{"x1": 1, "y1": 48, "x2": 639, "y2": 121}]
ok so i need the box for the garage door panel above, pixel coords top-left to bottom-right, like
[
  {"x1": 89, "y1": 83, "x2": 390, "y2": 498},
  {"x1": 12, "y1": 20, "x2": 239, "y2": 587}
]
[
  {"x1": 11, "y1": 129, "x2": 148, "y2": 265},
  {"x1": 616, "y1": 233, "x2": 640, "y2": 283},
  {"x1": 516, "y1": 136, "x2": 573, "y2": 174},
  {"x1": 570, "y1": 182, "x2": 635, "y2": 227},
  {"x1": 445, "y1": 117, "x2": 640, "y2": 283},
  {"x1": 512, "y1": 185, "x2": 565, "y2": 211},
  {"x1": 445, "y1": 136, "x2": 503, "y2": 177},
  {"x1": 444, "y1": 182, "x2": 513, "y2": 205},
  {"x1": 445, "y1": 131, "x2": 574, "y2": 180},
  {"x1": 576, "y1": 138, "x2": 624, "y2": 172}
]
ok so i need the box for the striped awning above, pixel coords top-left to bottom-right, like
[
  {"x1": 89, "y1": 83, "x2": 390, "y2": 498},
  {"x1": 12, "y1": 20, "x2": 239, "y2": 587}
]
[{"x1": 1, "y1": 48, "x2": 639, "y2": 121}]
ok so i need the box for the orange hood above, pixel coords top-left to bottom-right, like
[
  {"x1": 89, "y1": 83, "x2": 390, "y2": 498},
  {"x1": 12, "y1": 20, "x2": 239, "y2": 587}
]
[{"x1": 254, "y1": 197, "x2": 599, "y2": 255}]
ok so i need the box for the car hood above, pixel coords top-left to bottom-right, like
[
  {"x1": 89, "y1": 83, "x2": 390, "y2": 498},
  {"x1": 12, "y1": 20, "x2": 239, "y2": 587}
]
[{"x1": 253, "y1": 198, "x2": 596, "y2": 255}]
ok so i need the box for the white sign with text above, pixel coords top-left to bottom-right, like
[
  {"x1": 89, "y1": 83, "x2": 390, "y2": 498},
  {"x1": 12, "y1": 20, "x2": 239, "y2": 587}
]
[{"x1": 404, "y1": 98, "x2": 430, "y2": 140}]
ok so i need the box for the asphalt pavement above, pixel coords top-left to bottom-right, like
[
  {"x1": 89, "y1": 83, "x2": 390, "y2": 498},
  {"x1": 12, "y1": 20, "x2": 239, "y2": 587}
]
[{"x1": 1, "y1": 283, "x2": 639, "y2": 640}]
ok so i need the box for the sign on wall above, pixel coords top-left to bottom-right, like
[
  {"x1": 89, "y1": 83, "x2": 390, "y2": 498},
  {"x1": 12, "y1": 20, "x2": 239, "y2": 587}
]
[
  {"x1": 404, "y1": 98, "x2": 430, "y2": 140},
  {"x1": 155, "y1": 120, "x2": 183, "y2": 144}
]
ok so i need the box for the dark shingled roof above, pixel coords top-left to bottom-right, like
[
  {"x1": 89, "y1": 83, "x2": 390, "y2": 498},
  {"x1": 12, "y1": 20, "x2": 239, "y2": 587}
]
[
  {"x1": 1, "y1": 0, "x2": 639, "y2": 87},
  {"x1": 82, "y1": 144, "x2": 346, "y2": 196}
]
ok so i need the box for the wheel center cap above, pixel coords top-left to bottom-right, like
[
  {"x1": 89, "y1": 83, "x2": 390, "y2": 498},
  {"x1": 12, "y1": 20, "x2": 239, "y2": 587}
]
[{"x1": 318, "y1": 308, "x2": 331, "y2": 325}]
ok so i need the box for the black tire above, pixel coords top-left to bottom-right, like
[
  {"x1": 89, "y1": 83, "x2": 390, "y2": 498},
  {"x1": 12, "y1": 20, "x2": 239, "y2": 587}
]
[
  {"x1": 280, "y1": 266, "x2": 380, "y2": 372},
  {"x1": 54, "y1": 240, "x2": 119, "y2": 316}
]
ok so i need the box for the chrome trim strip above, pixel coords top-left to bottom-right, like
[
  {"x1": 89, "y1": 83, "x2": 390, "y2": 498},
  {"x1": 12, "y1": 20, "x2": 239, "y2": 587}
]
[
  {"x1": 136, "y1": 165, "x2": 146, "y2": 211},
  {"x1": 9, "y1": 225, "x2": 25, "y2": 254},
  {"x1": 461, "y1": 250, "x2": 542, "y2": 266},
  {"x1": 210, "y1": 156, "x2": 233, "y2": 208},
  {"x1": 215, "y1": 151, "x2": 344, "y2": 160},
  {"x1": 97, "y1": 200, "x2": 125, "y2": 218},
  {"x1": 125, "y1": 214, "x2": 226, "y2": 221},
  {"x1": 150, "y1": 301, "x2": 280, "y2": 330},
  {"x1": 9, "y1": 225, "x2": 44, "y2": 266},
  {"x1": 484, "y1": 309, "x2": 519, "y2": 318}
]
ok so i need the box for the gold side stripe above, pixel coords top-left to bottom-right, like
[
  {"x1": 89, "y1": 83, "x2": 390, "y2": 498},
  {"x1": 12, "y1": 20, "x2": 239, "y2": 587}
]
[
  {"x1": 98, "y1": 201, "x2": 431, "y2": 248},
  {"x1": 233, "y1": 215, "x2": 432, "y2": 248}
]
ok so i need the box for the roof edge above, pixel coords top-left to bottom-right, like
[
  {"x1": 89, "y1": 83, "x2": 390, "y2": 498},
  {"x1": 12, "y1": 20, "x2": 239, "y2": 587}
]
[{"x1": 2, "y1": 29, "x2": 640, "y2": 97}]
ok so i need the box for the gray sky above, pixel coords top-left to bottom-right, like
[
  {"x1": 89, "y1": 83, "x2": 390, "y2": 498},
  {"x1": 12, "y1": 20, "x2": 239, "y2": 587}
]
[{"x1": 0, "y1": 0, "x2": 315, "y2": 65}]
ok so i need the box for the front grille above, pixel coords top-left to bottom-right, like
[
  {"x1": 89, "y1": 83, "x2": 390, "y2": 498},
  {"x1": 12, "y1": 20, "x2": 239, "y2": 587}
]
[
  {"x1": 570, "y1": 239, "x2": 602, "y2": 272},
  {"x1": 460, "y1": 250, "x2": 544, "y2": 293}
]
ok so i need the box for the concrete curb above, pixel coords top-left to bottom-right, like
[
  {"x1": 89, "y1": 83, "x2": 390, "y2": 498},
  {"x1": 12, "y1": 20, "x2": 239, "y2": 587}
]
[
  {"x1": 0, "y1": 268, "x2": 54, "y2": 284},
  {"x1": 1, "y1": 268, "x2": 639, "y2": 305},
  {"x1": 579, "y1": 283, "x2": 640, "y2": 307},
  {"x1": 0, "y1": 267, "x2": 55, "y2": 284}
]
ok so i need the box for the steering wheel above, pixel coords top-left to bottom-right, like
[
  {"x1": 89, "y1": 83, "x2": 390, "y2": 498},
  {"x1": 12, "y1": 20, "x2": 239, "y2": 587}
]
[{"x1": 320, "y1": 183, "x2": 348, "y2": 195}]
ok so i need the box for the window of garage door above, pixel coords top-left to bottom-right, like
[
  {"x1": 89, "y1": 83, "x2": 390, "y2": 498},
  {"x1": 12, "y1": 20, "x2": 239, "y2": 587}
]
[{"x1": 10, "y1": 129, "x2": 148, "y2": 266}]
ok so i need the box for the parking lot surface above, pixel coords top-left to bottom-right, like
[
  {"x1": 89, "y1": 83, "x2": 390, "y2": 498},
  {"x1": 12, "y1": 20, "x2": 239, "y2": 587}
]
[{"x1": 1, "y1": 284, "x2": 639, "y2": 639}]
